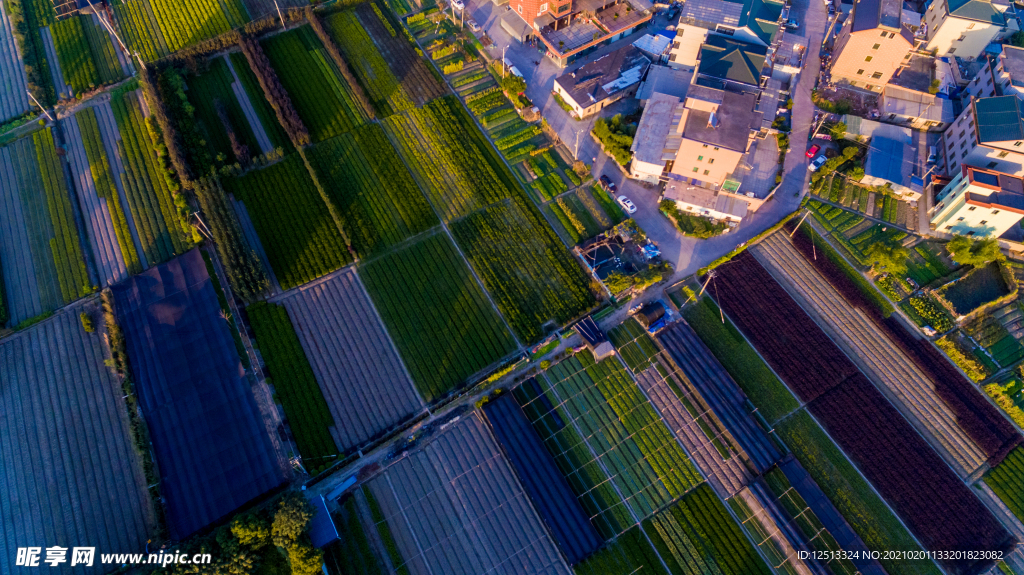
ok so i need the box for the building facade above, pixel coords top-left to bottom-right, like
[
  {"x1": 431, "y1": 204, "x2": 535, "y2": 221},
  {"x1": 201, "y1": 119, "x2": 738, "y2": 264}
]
[
  {"x1": 931, "y1": 164, "x2": 1024, "y2": 237},
  {"x1": 923, "y1": 0, "x2": 1015, "y2": 60},
  {"x1": 830, "y1": 0, "x2": 915, "y2": 92},
  {"x1": 553, "y1": 46, "x2": 651, "y2": 117},
  {"x1": 943, "y1": 95, "x2": 1024, "y2": 175}
]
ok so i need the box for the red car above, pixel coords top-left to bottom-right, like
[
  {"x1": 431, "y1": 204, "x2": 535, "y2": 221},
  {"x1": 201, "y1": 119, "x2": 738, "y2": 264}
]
[{"x1": 806, "y1": 144, "x2": 821, "y2": 158}]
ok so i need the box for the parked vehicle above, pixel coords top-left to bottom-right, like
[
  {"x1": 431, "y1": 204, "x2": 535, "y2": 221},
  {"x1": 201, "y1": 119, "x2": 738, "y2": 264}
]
[
  {"x1": 784, "y1": 18, "x2": 799, "y2": 29},
  {"x1": 467, "y1": 19, "x2": 481, "y2": 31},
  {"x1": 828, "y1": 4, "x2": 836, "y2": 14},
  {"x1": 808, "y1": 155, "x2": 828, "y2": 172},
  {"x1": 806, "y1": 144, "x2": 820, "y2": 158},
  {"x1": 451, "y1": 0, "x2": 465, "y2": 10},
  {"x1": 502, "y1": 57, "x2": 524, "y2": 78},
  {"x1": 617, "y1": 195, "x2": 637, "y2": 214},
  {"x1": 927, "y1": 146, "x2": 938, "y2": 164},
  {"x1": 600, "y1": 175, "x2": 617, "y2": 192}
]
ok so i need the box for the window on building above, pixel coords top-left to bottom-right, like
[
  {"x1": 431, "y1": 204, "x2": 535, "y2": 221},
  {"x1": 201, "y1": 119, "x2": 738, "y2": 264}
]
[
  {"x1": 702, "y1": 144, "x2": 709, "y2": 148},
  {"x1": 994, "y1": 210, "x2": 1001, "y2": 214},
  {"x1": 704, "y1": 169, "x2": 710, "y2": 175},
  {"x1": 980, "y1": 220, "x2": 988, "y2": 225},
  {"x1": 539, "y1": 2, "x2": 548, "y2": 12},
  {"x1": 1016, "y1": 141, "x2": 1023, "y2": 147},
  {"x1": 850, "y1": 81, "x2": 857, "y2": 86},
  {"x1": 881, "y1": 31, "x2": 888, "y2": 36},
  {"x1": 999, "y1": 151, "x2": 1009, "y2": 158},
  {"x1": 698, "y1": 155, "x2": 704, "y2": 161},
  {"x1": 949, "y1": 48, "x2": 956, "y2": 53},
  {"x1": 945, "y1": 225, "x2": 953, "y2": 230},
  {"x1": 708, "y1": 158, "x2": 715, "y2": 164},
  {"x1": 967, "y1": 231, "x2": 976, "y2": 236},
  {"x1": 968, "y1": 206, "x2": 977, "y2": 211},
  {"x1": 889, "y1": 32, "x2": 895, "y2": 38},
  {"x1": 713, "y1": 147, "x2": 719, "y2": 150},
  {"x1": 866, "y1": 84, "x2": 874, "y2": 90},
  {"x1": 989, "y1": 161, "x2": 999, "y2": 168},
  {"x1": 889, "y1": 113, "x2": 897, "y2": 119},
  {"x1": 517, "y1": 4, "x2": 522, "y2": 12},
  {"x1": 872, "y1": 43, "x2": 881, "y2": 49},
  {"x1": 692, "y1": 167, "x2": 699, "y2": 172},
  {"x1": 872, "y1": 71, "x2": 883, "y2": 79},
  {"x1": 857, "y1": 69, "x2": 865, "y2": 75},
  {"x1": 865, "y1": 56, "x2": 873, "y2": 62},
  {"x1": 957, "y1": 217, "x2": 965, "y2": 221},
  {"x1": 968, "y1": 22, "x2": 975, "y2": 29}
]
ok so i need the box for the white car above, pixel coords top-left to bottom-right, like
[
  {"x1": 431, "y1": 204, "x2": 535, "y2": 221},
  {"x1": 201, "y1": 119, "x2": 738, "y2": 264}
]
[
  {"x1": 617, "y1": 195, "x2": 638, "y2": 214},
  {"x1": 451, "y1": 0, "x2": 465, "y2": 10},
  {"x1": 467, "y1": 19, "x2": 480, "y2": 31},
  {"x1": 808, "y1": 154, "x2": 827, "y2": 172}
]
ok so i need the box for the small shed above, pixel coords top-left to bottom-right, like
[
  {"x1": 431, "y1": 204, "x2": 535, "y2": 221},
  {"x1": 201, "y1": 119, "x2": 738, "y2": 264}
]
[
  {"x1": 635, "y1": 302, "x2": 665, "y2": 329},
  {"x1": 501, "y1": 12, "x2": 532, "y2": 43},
  {"x1": 574, "y1": 317, "x2": 616, "y2": 360},
  {"x1": 307, "y1": 495, "x2": 339, "y2": 548}
]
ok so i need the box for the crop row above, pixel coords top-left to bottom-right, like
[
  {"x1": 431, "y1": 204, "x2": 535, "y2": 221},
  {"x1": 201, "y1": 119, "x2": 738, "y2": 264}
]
[
  {"x1": 34, "y1": 128, "x2": 90, "y2": 302},
  {"x1": 148, "y1": 0, "x2": 245, "y2": 53},
  {"x1": 452, "y1": 196, "x2": 595, "y2": 343},
  {"x1": 52, "y1": 15, "x2": 100, "y2": 95},
  {"x1": 574, "y1": 526, "x2": 667, "y2": 575},
  {"x1": 77, "y1": 107, "x2": 142, "y2": 275},
  {"x1": 607, "y1": 318, "x2": 659, "y2": 372},
  {"x1": 359, "y1": 231, "x2": 518, "y2": 402},
  {"x1": 262, "y1": 25, "x2": 366, "y2": 143},
  {"x1": 184, "y1": 56, "x2": 262, "y2": 164},
  {"x1": 534, "y1": 172, "x2": 567, "y2": 201},
  {"x1": 247, "y1": 302, "x2": 339, "y2": 471},
  {"x1": 495, "y1": 125, "x2": 540, "y2": 151},
  {"x1": 715, "y1": 252, "x2": 1012, "y2": 574},
  {"x1": 309, "y1": 124, "x2": 437, "y2": 258},
  {"x1": 325, "y1": 9, "x2": 413, "y2": 117},
  {"x1": 227, "y1": 52, "x2": 292, "y2": 150},
  {"x1": 110, "y1": 91, "x2": 188, "y2": 265},
  {"x1": 111, "y1": 0, "x2": 169, "y2": 61},
  {"x1": 984, "y1": 446, "x2": 1024, "y2": 523},
  {"x1": 512, "y1": 376, "x2": 634, "y2": 538}
]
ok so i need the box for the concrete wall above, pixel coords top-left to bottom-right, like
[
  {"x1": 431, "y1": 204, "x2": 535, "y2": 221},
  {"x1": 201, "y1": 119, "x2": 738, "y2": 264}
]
[
  {"x1": 631, "y1": 157, "x2": 667, "y2": 183},
  {"x1": 831, "y1": 29, "x2": 912, "y2": 92}
]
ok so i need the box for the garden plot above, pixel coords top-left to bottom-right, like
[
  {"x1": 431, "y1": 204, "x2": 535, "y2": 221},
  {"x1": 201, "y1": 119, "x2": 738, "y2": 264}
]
[
  {"x1": 241, "y1": 0, "x2": 304, "y2": 19},
  {"x1": 184, "y1": 56, "x2": 264, "y2": 164},
  {"x1": 938, "y1": 261, "x2": 1013, "y2": 317},
  {"x1": 40, "y1": 26, "x2": 71, "y2": 99},
  {"x1": 513, "y1": 352, "x2": 703, "y2": 536},
  {"x1": 112, "y1": 0, "x2": 246, "y2": 61},
  {"x1": 0, "y1": 0, "x2": 30, "y2": 122},
  {"x1": 111, "y1": 249, "x2": 287, "y2": 539},
  {"x1": 751, "y1": 233, "x2": 989, "y2": 478},
  {"x1": 366, "y1": 415, "x2": 570, "y2": 575},
  {"x1": 0, "y1": 301, "x2": 156, "y2": 575},
  {"x1": 275, "y1": 267, "x2": 424, "y2": 452},
  {"x1": 359, "y1": 231, "x2": 517, "y2": 402}
]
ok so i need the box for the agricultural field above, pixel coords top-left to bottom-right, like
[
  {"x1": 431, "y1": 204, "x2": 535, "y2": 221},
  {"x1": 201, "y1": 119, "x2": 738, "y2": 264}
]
[
  {"x1": 514, "y1": 351, "x2": 703, "y2": 536},
  {"x1": 112, "y1": 0, "x2": 247, "y2": 60},
  {"x1": 64, "y1": 107, "x2": 142, "y2": 286},
  {"x1": 384, "y1": 96, "x2": 522, "y2": 221},
  {"x1": 680, "y1": 296, "x2": 799, "y2": 424},
  {"x1": 224, "y1": 154, "x2": 352, "y2": 290},
  {"x1": 0, "y1": 134, "x2": 81, "y2": 324},
  {"x1": 276, "y1": 268, "x2": 424, "y2": 452},
  {"x1": 322, "y1": 496, "x2": 386, "y2": 575},
  {"x1": 247, "y1": 301, "x2": 339, "y2": 471},
  {"x1": 365, "y1": 415, "x2": 569, "y2": 574},
  {"x1": 607, "y1": 318, "x2": 660, "y2": 372},
  {"x1": 262, "y1": 25, "x2": 367, "y2": 142},
  {"x1": 573, "y1": 526, "x2": 665, "y2": 575},
  {"x1": 938, "y1": 261, "x2": 1014, "y2": 316},
  {"x1": 111, "y1": 250, "x2": 287, "y2": 539},
  {"x1": 905, "y1": 242, "x2": 955, "y2": 287},
  {"x1": 550, "y1": 188, "x2": 614, "y2": 244},
  {"x1": 752, "y1": 233, "x2": 990, "y2": 477},
  {"x1": 483, "y1": 393, "x2": 603, "y2": 565},
  {"x1": 184, "y1": 56, "x2": 266, "y2": 164},
  {"x1": 308, "y1": 124, "x2": 437, "y2": 258},
  {"x1": 108, "y1": 90, "x2": 193, "y2": 265},
  {"x1": 964, "y1": 314, "x2": 1024, "y2": 369},
  {"x1": 0, "y1": 0, "x2": 31, "y2": 122},
  {"x1": 227, "y1": 52, "x2": 292, "y2": 151},
  {"x1": 0, "y1": 302, "x2": 158, "y2": 575},
  {"x1": 452, "y1": 196, "x2": 596, "y2": 343},
  {"x1": 714, "y1": 251, "x2": 1014, "y2": 575},
  {"x1": 985, "y1": 446, "x2": 1024, "y2": 523},
  {"x1": 51, "y1": 14, "x2": 122, "y2": 95},
  {"x1": 359, "y1": 231, "x2": 517, "y2": 402}
]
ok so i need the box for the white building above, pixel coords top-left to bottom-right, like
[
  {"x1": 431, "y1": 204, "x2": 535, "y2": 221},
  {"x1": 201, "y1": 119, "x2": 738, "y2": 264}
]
[
  {"x1": 931, "y1": 164, "x2": 1024, "y2": 237},
  {"x1": 922, "y1": 0, "x2": 1017, "y2": 60}
]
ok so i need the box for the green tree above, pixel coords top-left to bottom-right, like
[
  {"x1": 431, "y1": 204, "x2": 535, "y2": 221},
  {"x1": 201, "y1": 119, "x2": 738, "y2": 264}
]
[
  {"x1": 864, "y1": 240, "x2": 910, "y2": 275},
  {"x1": 271, "y1": 494, "x2": 313, "y2": 548},
  {"x1": 830, "y1": 121, "x2": 846, "y2": 140},
  {"x1": 948, "y1": 235, "x2": 1004, "y2": 266},
  {"x1": 232, "y1": 513, "x2": 271, "y2": 549},
  {"x1": 286, "y1": 542, "x2": 324, "y2": 575}
]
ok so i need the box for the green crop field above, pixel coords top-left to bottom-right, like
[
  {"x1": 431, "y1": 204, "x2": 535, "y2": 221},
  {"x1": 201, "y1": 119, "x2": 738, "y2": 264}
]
[
  {"x1": 248, "y1": 302, "x2": 339, "y2": 471},
  {"x1": 51, "y1": 15, "x2": 107, "y2": 95},
  {"x1": 224, "y1": 154, "x2": 352, "y2": 290},
  {"x1": 185, "y1": 57, "x2": 262, "y2": 164},
  {"x1": 325, "y1": 8, "x2": 414, "y2": 116},
  {"x1": 574, "y1": 526, "x2": 667, "y2": 575},
  {"x1": 308, "y1": 124, "x2": 437, "y2": 257},
  {"x1": 262, "y1": 26, "x2": 367, "y2": 142},
  {"x1": 985, "y1": 446, "x2": 1024, "y2": 523},
  {"x1": 359, "y1": 231, "x2": 518, "y2": 402},
  {"x1": 112, "y1": 0, "x2": 247, "y2": 60},
  {"x1": 228, "y1": 52, "x2": 292, "y2": 150},
  {"x1": 608, "y1": 318, "x2": 660, "y2": 372},
  {"x1": 452, "y1": 196, "x2": 595, "y2": 343}
]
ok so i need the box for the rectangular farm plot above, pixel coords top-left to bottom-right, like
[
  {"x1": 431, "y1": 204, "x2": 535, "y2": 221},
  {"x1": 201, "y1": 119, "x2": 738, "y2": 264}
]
[
  {"x1": 452, "y1": 196, "x2": 596, "y2": 343},
  {"x1": 51, "y1": 14, "x2": 123, "y2": 95},
  {"x1": 112, "y1": 0, "x2": 246, "y2": 60},
  {"x1": 184, "y1": 56, "x2": 265, "y2": 164},
  {"x1": 227, "y1": 52, "x2": 292, "y2": 151},
  {"x1": 275, "y1": 268, "x2": 424, "y2": 453},
  {"x1": 383, "y1": 95, "x2": 522, "y2": 221},
  {"x1": 0, "y1": 303, "x2": 156, "y2": 575},
  {"x1": 514, "y1": 352, "x2": 703, "y2": 536},
  {"x1": 325, "y1": 2, "x2": 446, "y2": 116},
  {"x1": 224, "y1": 154, "x2": 352, "y2": 290},
  {"x1": 359, "y1": 231, "x2": 517, "y2": 402},
  {"x1": 309, "y1": 124, "x2": 438, "y2": 258},
  {"x1": 0, "y1": 0, "x2": 30, "y2": 122},
  {"x1": 365, "y1": 415, "x2": 570, "y2": 575},
  {"x1": 111, "y1": 249, "x2": 287, "y2": 539},
  {"x1": 109, "y1": 90, "x2": 193, "y2": 265},
  {"x1": 262, "y1": 26, "x2": 368, "y2": 143}
]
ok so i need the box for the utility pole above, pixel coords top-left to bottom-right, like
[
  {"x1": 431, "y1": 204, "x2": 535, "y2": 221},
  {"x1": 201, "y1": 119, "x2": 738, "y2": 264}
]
[
  {"x1": 502, "y1": 45, "x2": 508, "y2": 78},
  {"x1": 85, "y1": 0, "x2": 144, "y2": 70},
  {"x1": 274, "y1": 0, "x2": 285, "y2": 28},
  {"x1": 574, "y1": 129, "x2": 581, "y2": 160},
  {"x1": 27, "y1": 91, "x2": 53, "y2": 122}
]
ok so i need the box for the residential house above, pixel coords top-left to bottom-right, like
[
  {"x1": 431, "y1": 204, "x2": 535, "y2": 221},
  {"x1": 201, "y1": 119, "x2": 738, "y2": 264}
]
[
  {"x1": 879, "y1": 54, "x2": 957, "y2": 130},
  {"x1": 553, "y1": 45, "x2": 651, "y2": 118},
  {"x1": 630, "y1": 88, "x2": 763, "y2": 189},
  {"x1": 506, "y1": 0, "x2": 653, "y2": 67},
  {"x1": 931, "y1": 164, "x2": 1024, "y2": 237},
  {"x1": 860, "y1": 122, "x2": 928, "y2": 201},
  {"x1": 922, "y1": 0, "x2": 1016, "y2": 60},
  {"x1": 830, "y1": 0, "x2": 916, "y2": 92},
  {"x1": 637, "y1": 64, "x2": 693, "y2": 104},
  {"x1": 662, "y1": 179, "x2": 762, "y2": 223},
  {"x1": 996, "y1": 44, "x2": 1024, "y2": 99},
  {"x1": 668, "y1": 0, "x2": 784, "y2": 69},
  {"x1": 693, "y1": 35, "x2": 768, "y2": 94},
  {"x1": 943, "y1": 95, "x2": 1024, "y2": 175}
]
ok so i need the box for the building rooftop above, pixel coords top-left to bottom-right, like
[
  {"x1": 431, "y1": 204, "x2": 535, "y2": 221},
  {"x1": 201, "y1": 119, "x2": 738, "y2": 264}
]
[
  {"x1": 1002, "y1": 45, "x2": 1024, "y2": 87},
  {"x1": 880, "y1": 84, "x2": 956, "y2": 122},
  {"x1": 637, "y1": 65, "x2": 693, "y2": 101},
  {"x1": 695, "y1": 35, "x2": 767, "y2": 89},
  {"x1": 964, "y1": 167, "x2": 1024, "y2": 212},
  {"x1": 632, "y1": 92, "x2": 685, "y2": 164},
  {"x1": 974, "y1": 95, "x2": 1024, "y2": 143},
  {"x1": 682, "y1": 90, "x2": 762, "y2": 151},
  {"x1": 862, "y1": 122, "x2": 923, "y2": 192},
  {"x1": 890, "y1": 54, "x2": 934, "y2": 92},
  {"x1": 850, "y1": 0, "x2": 904, "y2": 31},
  {"x1": 946, "y1": 0, "x2": 1006, "y2": 24},
  {"x1": 664, "y1": 182, "x2": 750, "y2": 218},
  {"x1": 678, "y1": 0, "x2": 784, "y2": 45},
  {"x1": 632, "y1": 34, "x2": 673, "y2": 59},
  {"x1": 554, "y1": 46, "x2": 651, "y2": 108}
]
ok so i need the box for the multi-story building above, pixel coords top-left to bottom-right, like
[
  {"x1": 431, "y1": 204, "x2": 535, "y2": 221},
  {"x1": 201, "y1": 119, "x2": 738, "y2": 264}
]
[
  {"x1": 667, "y1": 0, "x2": 785, "y2": 69},
  {"x1": 943, "y1": 95, "x2": 1024, "y2": 175},
  {"x1": 553, "y1": 45, "x2": 651, "y2": 118},
  {"x1": 830, "y1": 0, "x2": 916, "y2": 92},
  {"x1": 931, "y1": 164, "x2": 1024, "y2": 237},
  {"x1": 692, "y1": 35, "x2": 769, "y2": 95},
  {"x1": 996, "y1": 44, "x2": 1024, "y2": 99},
  {"x1": 879, "y1": 54, "x2": 956, "y2": 130},
  {"x1": 922, "y1": 0, "x2": 1016, "y2": 60}
]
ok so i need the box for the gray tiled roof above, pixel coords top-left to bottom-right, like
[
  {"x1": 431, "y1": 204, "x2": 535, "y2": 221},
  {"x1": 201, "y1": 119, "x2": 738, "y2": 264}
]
[
  {"x1": 947, "y1": 0, "x2": 1006, "y2": 24},
  {"x1": 682, "y1": 90, "x2": 761, "y2": 151},
  {"x1": 975, "y1": 96, "x2": 1024, "y2": 143},
  {"x1": 554, "y1": 45, "x2": 651, "y2": 108},
  {"x1": 696, "y1": 35, "x2": 767, "y2": 87}
]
